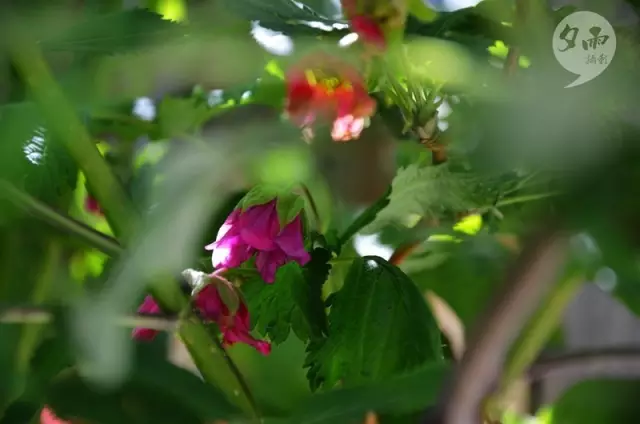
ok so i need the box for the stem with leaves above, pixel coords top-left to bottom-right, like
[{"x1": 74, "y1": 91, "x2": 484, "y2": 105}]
[{"x1": 7, "y1": 20, "x2": 259, "y2": 419}]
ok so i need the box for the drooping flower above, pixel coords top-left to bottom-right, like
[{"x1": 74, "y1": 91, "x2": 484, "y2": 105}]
[
  {"x1": 285, "y1": 53, "x2": 376, "y2": 142},
  {"x1": 195, "y1": 283, "x2": 271, "y2": 355},
  {"x1": 40, "y1": 406, "x2": 72, "y2": 424},
  {"x1": 131, "y1": 284, "x2": 270, "y2": 355},
  {"x1": 205, "y1": 199, "x2": 310, "y2": 283}
]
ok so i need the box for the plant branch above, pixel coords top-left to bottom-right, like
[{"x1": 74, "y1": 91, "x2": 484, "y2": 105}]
[
  {"x1": 0, "y1": 180, "x2": 123, "y2": 257},
  {"x1": 435, "y1": 225, "x2": 569, "y2": 424},
  {"x1": 486, "y1": 272, "x2": 584, "y2": 419},
  {"x1": 529, "y1": 348, "x2": 640, "y2": 381}
]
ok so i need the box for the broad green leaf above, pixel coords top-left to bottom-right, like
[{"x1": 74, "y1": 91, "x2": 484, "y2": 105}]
[
  {"x1": 551, "y1": 379, "x2": 640, "y2": 424},
  {"x1": 46, "y1": 344, "x2": 239, "y2": 424},
  {"x1": 244, "y1": 261, "x2": 326, "y2": 344},
  {"x1": 289, "y1": 362, "x2": 449, "y2": 423},
  {"x1": 408, "y1": 0, "x2": 437, "y2": 23},
  {"x1": 305, "y1": 256, "x2": 442, "y2": 390},
  {"x1": 276, "y1": 193, "x2": 305, "y2": 228}
]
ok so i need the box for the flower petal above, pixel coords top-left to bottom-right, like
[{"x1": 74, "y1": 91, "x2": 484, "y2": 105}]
[
  {"x1": 276, "y1": 215, "x2": 311, "y2": 265},
  {"x1": 255, "y1": 249, "x2": 288, "y2": 283},
  {"x1": 239, "y1": 201, "x2": 279, "y2": 251}
]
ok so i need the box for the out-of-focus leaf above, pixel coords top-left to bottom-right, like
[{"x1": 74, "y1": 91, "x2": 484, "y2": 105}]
[
  {"x1": 289, "y1": 362, "x2": 449, "y2": 423},
  {"x1": 46, "y1": 344, "x2": 239, "y2": 424},
  {"x1": 222, "y1": 0, "x2": 340, "y2": 33},
  {"x1": 156, "y1": 97, "x2": 214, "y2": 138},
  {"x1": 551, "y1": 379, "x2": 640, "y2": 424},
  {"x1": 405, "y1": 234, "x2": 512, "y2": 326},
  {"x1": 43, "y1": 8, "x2": 185, "y2": 55},
  {"x1": 408, "y1": 0, "x2": 438, "y2": 22},
  {"x1": 305, "y1": 256, "x2": 442, "y2": 391},
  {"x1": 244, "y1": 262, "x2": 326, "y2": 344}
]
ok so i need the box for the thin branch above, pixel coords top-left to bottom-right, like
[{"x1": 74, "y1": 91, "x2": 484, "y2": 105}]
[
  {"x1": 0, "y1": 306, "x2": 178, "y2": 332},
  {"x1": 529, "y1": 348, "x2": 640, "y2": 381},
  {"x1": 504, "y1": 0, "x2": 528, "y2": 76},
  {"x1": 436, "y1": 225, "x2": 569, "y2": 424},
  {"x1": 0, "y1": 180, "x2": 123, "y2": 257}
]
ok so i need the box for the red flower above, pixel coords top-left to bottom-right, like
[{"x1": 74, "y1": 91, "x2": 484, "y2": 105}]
[
  {"x1": 340, "y1": 0, "x2": 386, "y2": 51},
  {"x1": 84, "y1": 195, "x2": 103, "y2": 216},
  {"x1": 285, "y1": 54, "x2": 376, "y2": 142},
  {"x1": 195, "y1": 284, "x2": 271, "y2": 355},
  {"x1": 349, "y1": 15, "x2": 386, "y2": 50}
]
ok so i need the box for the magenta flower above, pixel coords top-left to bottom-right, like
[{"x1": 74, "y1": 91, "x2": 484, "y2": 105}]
[
  {"x1": 205, "y1": 199, "x2": 310, "y2": 283},
  {"x1": 132, "y1": 285, "x2": 270, "y2": 355},
  {"x1": 195, "y1": 284, "x2": 271, "y2": 355},
  {"x1": 131, "y1": 295, "x2": 162, "y2": 341}
]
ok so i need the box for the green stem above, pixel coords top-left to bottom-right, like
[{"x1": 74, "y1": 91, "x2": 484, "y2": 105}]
[
  {"x1": 496, "y1": 191, "x2": 561, "y2": 207},
  {"x1": 7, "y1": 22, "x2": 137, "y2": 240},
  {"x1": 0, "y1": 180, "x2": 123, "y2": 257},
  {"x1": 338, "y1": 187, "x2": 391, "y2": 247},
  {"x1": 487, "y1": 272, "x2": 584, "y2": 418},
  {"x1": 7, "y1": 23, "x2": 259, "y2": 419}
]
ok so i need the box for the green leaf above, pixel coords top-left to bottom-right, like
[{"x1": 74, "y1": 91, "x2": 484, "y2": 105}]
[
  {"x1": 238, "y1": 185, "x2": 280, "y2": 211},
  {"x1": 244, "y1": 262, "x2": 326, "y2": 344},
  {"x1": 552, "y1": 379, "x2": 640, "y2": 424},
  {"x1": 362, "y1": 164, "x2": 478, "y2": 234},
  {"x1": 408, "y1": 0, "x2": 438, "y2": 23},
  {"x1": 157, "y1": 97, "x2": 214, "y2": 139},
  {"x1": 405, "y1": 234, "x2": 512, "y2": 327},
  {"x1": 305, "y1": 256, "x2": 442, "y2": 391},
  {"x1": 46, "y1": 344, "x2": 240, "y2": 424},
  {"x1": 276, "y1": 193, "x2": 305, "y2": 228},
  {"x1": 290, "y1": 362, "x2": 449, "y2": 423},
  {"x1": 43, "y1": 8, "x2": 185, "y2": 55}
]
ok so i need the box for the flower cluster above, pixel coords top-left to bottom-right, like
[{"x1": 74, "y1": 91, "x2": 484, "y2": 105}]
[
  {"x1": 206, "y1": 199, "x2": 310, "y2": 283},
  {"x1": 285, "y1": 54, "x2": 376, "y2": 142},
  {"x1": 133, "y1": 197, "x2": 309, "y2": 354}
]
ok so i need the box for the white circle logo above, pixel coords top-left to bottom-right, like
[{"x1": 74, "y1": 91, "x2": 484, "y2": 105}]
[{"x1": 552, "y1": 11, "x2": 616, "y2": 88}]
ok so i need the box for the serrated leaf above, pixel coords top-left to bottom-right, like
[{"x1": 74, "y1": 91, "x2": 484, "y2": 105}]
[
  {"x1": 276, "y1": 193, "x2": 305, "y2": 228},
  {"x1": 43, "y1": 8, "x2": 185, "y2": 55},
  {"x1": 305, "y1": 256, "x2": 442, "y2": 391},
  {"x1": 408, "y1": 0, "x2": 437, "y2": 22},
  {"x1": 244, "y1": 261, "x2": 326, "y2": 344},
  {"x1": 362, "y1": 164, "x2": 478, "y2": 234},
  {"x1": 157, "y1": 97, "x2": 214, "y2": 139}
]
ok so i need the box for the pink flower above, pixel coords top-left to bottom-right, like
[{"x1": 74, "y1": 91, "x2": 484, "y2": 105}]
[
  {"x1": 132, "y1": 286, "x2": 270, "y2": 355},
  {"x1": 40, "y1": 406, "x2": 72, "y2": 424},
  {"x1": 195, "y1": 284, "x2": 271, "y2": 355},
  {"x1": 205, "y1": 199, "x2": 310, "y2": 283},
  {"x1": 131, "y1": 295, "x2": 162, "y2": 341},
  {"x1": 331, "y1": 114, "x2": 367, "y2": 142}
]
